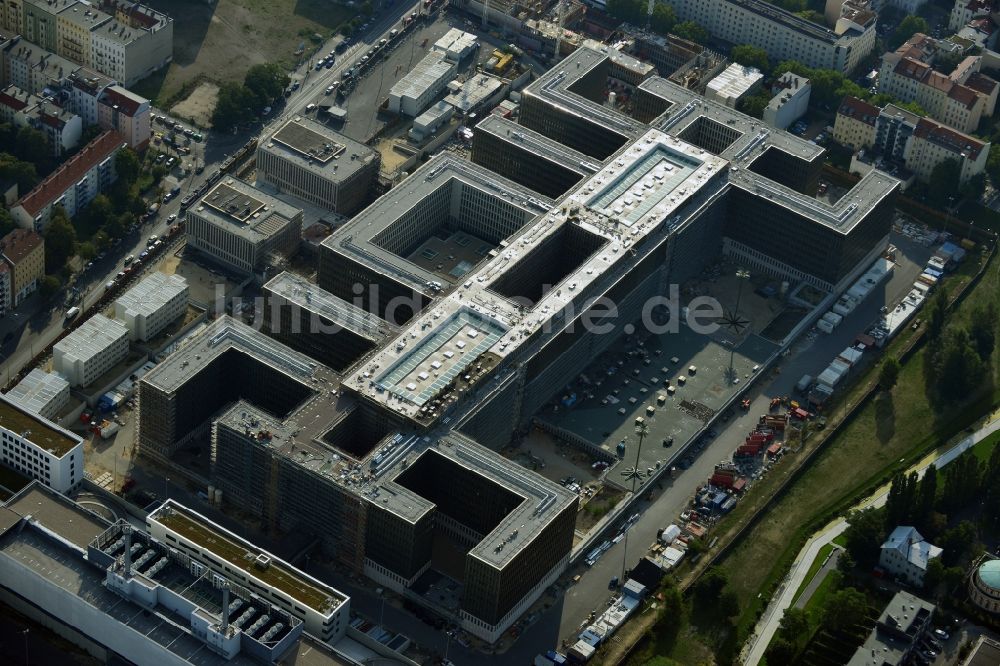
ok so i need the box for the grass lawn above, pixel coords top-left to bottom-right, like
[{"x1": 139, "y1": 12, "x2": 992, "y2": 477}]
[
  {"x1": 832, "y1": 534, "x2": 847, "y2": 548},
  {"x1": 971, "y1": 429, "x2": 1000, "y2": 462},
  {"x1": 134, "y1": 0, "x2": 355, "y2": 106},
  {"x1": 790, "y1": 544, "x2": 834, "y2": 606}
]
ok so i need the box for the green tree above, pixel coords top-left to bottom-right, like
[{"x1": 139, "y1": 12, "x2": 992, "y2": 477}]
[
  {"x1": 916, "y1": 466, "x2": 937, "y2": 532},
  {"x1": 777, "y1": 607, "x2": 810, "y2": 642},
  {"x1": 211, "y1": 82, "x2": 256, "y2": 131},
  {"x1": 0, "y1": 207, "x2": 15, "y2": 238},
  {"x1": 0, "y1": 152, "x2": 39, "y2": 192},
  {"x1": 879, "y1": 357, "x2": 900, "y2": 391},
  {"x1": 927, "y1": 158, "x2": 962, "y2": 208},
  {"x1": 924, "y1": 556, "x2": 945, "y2": 594},
  {"x1": 822, "y1": 587, "x2": 869, "y2": 632},
  {"x1": 115, "y1": 148, "x2": 141, "y2": 186},
  {"x1": 987, "y1": 144, "x2": 1000, "y2": 183},
  {"x1": 890, "y1": 16, "x2": 930, "y2": 50},
  {"x1": 78, "y1": 241, "x2": 96, "y2": 261},
  {"x1": 737, "y1": 92, "x2": 772, "y2": 119},
  {"x1": 650, "y1": 1, "x2": 676, "y2": 34},
  {"x1": 885, "y1": 471, "x2": 918, "y2": 528},
  {"x1": 925, "y1": 288, "x2": 949, "y2": 340},
  {"x1": 969, "y1": 304, "x2": 997, "y2": 360},
  {"x1": 795, "y1": 9, "x2": 825, "y2": 24},
  {"x1": 765, "y1": 637, "x2": 798, "y2": 665},
  {"x1": 14, "y1": 126, "x2": 51, "y2": 172},
  {"x1": 694, "y1": 567, "x2": 728, "y2": 602},
  {"x1": 731, "y1": 44, "x2": 770, "y2": 73},
  {"x1": 940, "y1": 451, "x2": 983, "y2": 512},
  {"x1": 243, "y1": 62, "x2": 290, "y2": 108},
  {"x1": 931, "y1": 328, "x2": 987, "y2": 404},
  {"x1": 718, "y1": 588, "x2": 740, "y2": 618},
  {"x1": 43, "y1": 206, "x2": 76, "y2": 273},
  {"x1": 938, "y1": 520, "x2": 977, "y2": 566},
  {"x1": 672, "y1": 21, "x2": 708, "y2": 44},
  {"x1": 39, "y1": 274, "x2": 60, "y2": 300},
  {"x1": 837, "y1": 549, "x2": 856, "y2": 577},
  {"x1": 844, "y1": 508, "x2": 885, "y2": 569}
]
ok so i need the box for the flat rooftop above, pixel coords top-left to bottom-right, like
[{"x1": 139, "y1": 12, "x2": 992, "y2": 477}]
[
  {"x1": 389, "y1": 54, "x2": 455, "y2": 101},
  {"x1": 115, "y1": 272, "x2": 188, "y2": 319},
  {"x1": 0, "y1": 523, "x2": 265, "y2": 666},
  {"x1": 347, "y1": 129, "x2": 729, "y2": 423},
  {"x1": 53, "y1": 314, "x2": 128, "y2": 365},
  {"x1": 142, "y1": 315, "x2": 335, "y2": 395},
  {"x1": 0, "y1": 394, "x2": 81, "y2": 458},
  {"x1": 375, "y1": 308, "x2": 506, "y2": 407},
  {"x1": 263, "y1": 271, "x2": 396, "y2": 343},
  {"x1": 5, "y1": 482, "x2": 109, "y2": 549},
  {"x1": 525, "y1": 47, "x2": 646, "y2": 136},
  {"x1": 729, "y1": 164, "x2": 898, "y2": 232},
  {"x1": 191, "y1": 178, "x2": 301, "y2": 242},
  {"x1": 5, "y1": 368, "x2": 69, "y2": 415},
  {"x1": 260, "y1": 116, "x2": 379, "y2": 183},
  {"x1": 475, "y1": 114, "x2": 600, "y2": 175},
  {"x1": 148, "y1": 500, "x2": 347, "y2": 615},
  {"x1": 271, "y1": 119, "x2": 345, "y2": 164},
  {"x1": 321, "y1": 152, "x2": 552, "y2": 293}
]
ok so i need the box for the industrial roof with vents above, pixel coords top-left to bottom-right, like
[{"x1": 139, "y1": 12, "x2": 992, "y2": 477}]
[{"x1": 191, "y1": 178, "x2": 302, "y2": 242}]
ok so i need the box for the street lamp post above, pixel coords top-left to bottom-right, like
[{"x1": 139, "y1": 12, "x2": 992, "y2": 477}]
[
  {"x1": 725, "y1": 269, "x2": 751, "y2": 383},
  {"x1": 620, "y1": 422, "x2": 648, "y2": 585}
]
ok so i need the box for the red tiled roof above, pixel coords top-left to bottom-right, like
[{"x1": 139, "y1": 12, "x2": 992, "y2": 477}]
[
  {"x1": 100, "y1": 86, "x2": 143, "y2": 116},
  {"x1": 0, "y1": 87, "x2": 32, "y2": 112},
  {"x1": 14, "y1": 131, "x2": 125, "y2": 217},
  {"x1": 948, "y1": 84, "x2": 980, "y2": 108},
  {"x1": 966, "y1": 71, "x2": 999, "y2": 95},
  {"x1": 837, "y1": 95, "x2": 879, "y2": 126},
  {"x1": 0, "y1": 228, "x2": 43, "y2": 265},
  {"x1": 914, "y1": 117, "x2": 987, "y2": 160}
]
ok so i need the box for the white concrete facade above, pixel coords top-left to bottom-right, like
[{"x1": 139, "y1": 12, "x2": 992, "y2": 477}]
[
  {"x1": 114, "y1": 272, "x2": 188, "y2": 342},
  {"x1": 0, "y1": 394, "x2": 83, "y2": 493},
  {"x1": 52, "y1": 314, "x2": 129, "y2": 387}
]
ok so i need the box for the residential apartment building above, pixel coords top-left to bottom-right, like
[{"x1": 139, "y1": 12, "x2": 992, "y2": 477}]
[
  {"x1": 907, "y1": 115, "x2": 989, "y2": 183},
  {"x1": 22, "y1": 0, "x2": 72, "y2": 52},
  {"x1": 874, "y1": 103, "x2": 920, "y2": 162},
  {"x1": 0, "y1": 84, "x2": 82, "y2": 156},
  {"x1": 0, "y1": 227, "x2": 43, "y2": 307},
  {"x1": 878, "y1": 34, "x2": 999, "y2": 132},
  {"x1": 52, "y1": 313, "x2": 129, "y2": 387},
  {"x1": 0, "y1": 394, "x2": 83, "y2": 493},
  {"x1": 113, "y1": 272, "x2": 188, "y2": 341},
  {"x1": 3, "y1": 36, "x2": 77, "y2": 94},
  {"x1": 185, "y1": 178, "x2": 303, "y2": 278},
  {"x1": 56, "y1": 1, "x2": 110, "y2": 66},
  {"x1": 10, "y1": 130, "x2": 123, "y2": 230},
  {"x1": 949, "y1": 0, "x2": 995, "y2": 32},
  {"x1": 763, "y1": 72, "x2": 811, "y2": 130},
  {"x1": 89, "y1": 8, "x2": 172, "y2": 86},
  {"x1": 0, "y1": 0, "x2": 23, "y2": 33},
  {"x1": 666, "y1": 0, "x2": 877, "y2": 74},
  {"x1": 0, "y1": 263, "x2": 10, "y2": 316},
  {"x1": 833, "y1": 95, "x2": 879, "y2": 150},
  {"x1": 97, "y1": 84, "x2": 148, "y2": 148},
  {"x1": 879, "y1": 525, "x2": 942, "y2": 586},
  {"x1": 256, "y1": 117, "x2": 380, "y2": 215},
  {"x1": 65, "y1": 66, "x2": 114, "y2": 125}
]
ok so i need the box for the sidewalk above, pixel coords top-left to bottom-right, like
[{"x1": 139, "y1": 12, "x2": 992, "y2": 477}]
[{"x1": 742, "y1": 415, "x2": 1000, "y2": 665}]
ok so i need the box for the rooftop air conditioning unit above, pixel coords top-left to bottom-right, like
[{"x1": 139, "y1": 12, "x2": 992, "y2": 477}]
[{"x1": 255, "y1": 554, "x2": 271, "y2": 570}]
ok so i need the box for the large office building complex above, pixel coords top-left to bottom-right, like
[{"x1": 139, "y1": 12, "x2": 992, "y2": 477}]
[
  {"x1": 185, "y1": 178, "x2": 303, "y2": 279},
  {"x1": 138, "y1": 46, "x2": 899, "y2": 644},
  {"x1": 0, "y1": 394, "x2": 82, "y2": 492},
  {"x1": 256, "y1": 117, "x2": 380, "y2": 215}
]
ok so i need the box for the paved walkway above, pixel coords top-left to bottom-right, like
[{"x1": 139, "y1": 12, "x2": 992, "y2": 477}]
[
  {"x1": 793, "y1": 547, "x2": 842, "y2": 610},
  {"x1": 742, "y1": 415, "x2": 1000, "y2": 665}
]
